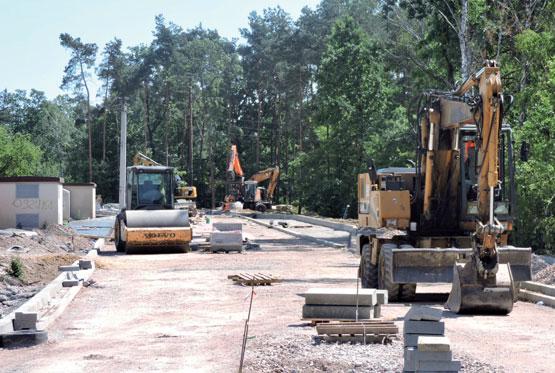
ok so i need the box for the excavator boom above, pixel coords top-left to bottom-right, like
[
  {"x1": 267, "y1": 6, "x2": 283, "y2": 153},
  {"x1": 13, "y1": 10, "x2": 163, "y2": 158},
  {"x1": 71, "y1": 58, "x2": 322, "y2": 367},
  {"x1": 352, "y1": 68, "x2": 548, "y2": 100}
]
[{"x1": 249, "y1": 166, "x2": 280, "y2": 199}]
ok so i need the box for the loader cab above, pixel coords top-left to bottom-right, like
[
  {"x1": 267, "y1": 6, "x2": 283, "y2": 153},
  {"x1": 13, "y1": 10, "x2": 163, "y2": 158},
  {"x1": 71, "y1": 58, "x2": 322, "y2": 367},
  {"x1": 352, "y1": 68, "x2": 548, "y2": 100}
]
[{"x1": 126, "y1": 166, "x2": 175, "y2": 210}]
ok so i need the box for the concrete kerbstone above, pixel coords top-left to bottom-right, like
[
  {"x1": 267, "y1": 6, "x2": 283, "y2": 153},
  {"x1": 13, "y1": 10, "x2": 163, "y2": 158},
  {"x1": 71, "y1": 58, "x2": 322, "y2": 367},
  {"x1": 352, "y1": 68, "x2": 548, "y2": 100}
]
[
  {"x1": 0, "y1": 330, "x2": 48, "y2": 348},
  {"x1": 375, "y1": 289, "x2": 388, "y2": 305},
  {"x1": 404, "y1": 333, "x2": 420, "y2": 347},
  {"x1": 59, "y1": 265, "x2": 80, "y2": 272},
  {"x1": 404, "y1": 320, "x2": 445, "y2": 335},
  {"x1": 13, "y1": 312, "x2": 38, "y2": 331},
  {"x1": 301, "y1": 288, "x2": 377, "y2": 306},
  {"x1": 79, "y1": 259, "x2": 93, "y2": 270},
  {"x1": 417, "y1": 336, "x2": 451, "y2": 352},
  {"x1": 405, "y1": 306, "x2": 443, "y2": 321},
  {"x1": 62, "y1": 280, "x2": 80, "y2": 287},
  {"x1": 417, "y1": 360, "x2": 461, "y2": 372},
  {"x1": 302, "y1": 304, "x2": 373, "y2": 320}
]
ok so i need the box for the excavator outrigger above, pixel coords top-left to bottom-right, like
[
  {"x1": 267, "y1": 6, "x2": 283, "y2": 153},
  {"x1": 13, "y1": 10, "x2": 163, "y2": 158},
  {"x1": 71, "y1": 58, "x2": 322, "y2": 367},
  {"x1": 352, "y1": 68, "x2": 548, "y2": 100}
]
[{"x1": 356, "y1": 61, "x2": 531, "y2": 314}]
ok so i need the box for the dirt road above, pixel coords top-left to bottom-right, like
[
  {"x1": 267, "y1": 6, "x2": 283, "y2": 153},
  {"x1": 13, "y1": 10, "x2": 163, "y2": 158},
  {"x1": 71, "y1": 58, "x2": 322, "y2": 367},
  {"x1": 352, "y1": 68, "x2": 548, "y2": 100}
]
[{"x1": 1, "y1": 216, "x2": 554, "y2": 372}]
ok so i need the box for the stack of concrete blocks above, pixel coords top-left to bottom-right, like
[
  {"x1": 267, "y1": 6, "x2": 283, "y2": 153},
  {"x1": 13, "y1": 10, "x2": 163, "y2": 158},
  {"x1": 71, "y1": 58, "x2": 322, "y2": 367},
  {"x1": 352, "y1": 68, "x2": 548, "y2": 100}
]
[
  {"x1": 210, "y1": 222, "x2": 243, "y2": 252},
  {"x1": 301, "y1": 288, "x2": 388, "y2": 320},
  {"x1": 403, "y1": 306, "x2": 461, "y2": 372}
]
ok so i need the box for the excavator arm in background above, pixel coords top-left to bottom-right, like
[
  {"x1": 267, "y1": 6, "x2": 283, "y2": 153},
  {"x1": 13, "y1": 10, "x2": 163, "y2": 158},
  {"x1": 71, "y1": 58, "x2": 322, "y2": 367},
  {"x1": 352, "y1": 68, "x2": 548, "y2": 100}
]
[
  {"x1": 133, "y1": 152, "x2": 161, "y2": 167},
  {"x1": 249, "y1": 166, "x2": 280, "y2": 200}
]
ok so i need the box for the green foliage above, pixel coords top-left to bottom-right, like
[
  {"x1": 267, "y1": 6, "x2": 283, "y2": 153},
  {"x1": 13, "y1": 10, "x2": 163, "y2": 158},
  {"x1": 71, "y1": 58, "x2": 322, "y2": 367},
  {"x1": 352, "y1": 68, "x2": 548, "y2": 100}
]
[
  {"x1": 294, "y1": 16, "x2": 408, "y2": 217},
  {"x1": 9, "y1": 257, "x2": 24, "y2": 280},
  {"x1": 2, "y1": 0, "x2": 555, "y2": 252},
  {"x1": 514, "y1": 59, "x2": 555, "y2": 253},
  {"x1": 0, "y1": 126, "x2": 43, "y2": 176}
]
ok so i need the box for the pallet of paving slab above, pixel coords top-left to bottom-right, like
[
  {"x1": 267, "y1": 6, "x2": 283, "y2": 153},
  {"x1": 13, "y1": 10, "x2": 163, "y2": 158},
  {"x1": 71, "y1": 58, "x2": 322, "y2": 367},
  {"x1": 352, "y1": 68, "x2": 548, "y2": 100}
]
[
  {"x1": 316, "y1": 321, "x2": 398, "y2": 336},
  {"x1": 227, "y1": 273, "x2": 279, "y2": 286}
]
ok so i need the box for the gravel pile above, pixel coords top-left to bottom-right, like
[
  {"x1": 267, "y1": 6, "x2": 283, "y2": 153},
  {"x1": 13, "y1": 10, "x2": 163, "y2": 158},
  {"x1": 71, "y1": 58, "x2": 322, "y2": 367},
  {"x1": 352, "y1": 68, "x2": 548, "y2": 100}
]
[
  {"x1": 531, "y1": 254, "x2": 555, "y2": 285},
  {"x1": 243, "y1": 332, "x2": 505, "y2": 373}
]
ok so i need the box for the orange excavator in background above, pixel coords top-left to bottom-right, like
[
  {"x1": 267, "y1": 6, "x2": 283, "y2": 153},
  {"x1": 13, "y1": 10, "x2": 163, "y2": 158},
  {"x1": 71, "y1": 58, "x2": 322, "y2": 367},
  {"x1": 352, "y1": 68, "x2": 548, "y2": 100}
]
[
  {"x1": 223, "y1": 144, "x2": 280, "y2": 212},
  {"x1": 242, "y1": 166, "x2": 280, "y2": 212},
  {"x1": 224, "y1": 145, "x2": 244, "y2": 211}
]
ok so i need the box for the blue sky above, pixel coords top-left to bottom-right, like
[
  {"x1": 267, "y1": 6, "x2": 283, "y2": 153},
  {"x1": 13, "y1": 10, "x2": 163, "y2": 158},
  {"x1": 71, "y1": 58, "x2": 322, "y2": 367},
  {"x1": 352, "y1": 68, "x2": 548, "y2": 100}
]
[{"x1": 0, "y1": 0, "x2": 320, "y2": 100}]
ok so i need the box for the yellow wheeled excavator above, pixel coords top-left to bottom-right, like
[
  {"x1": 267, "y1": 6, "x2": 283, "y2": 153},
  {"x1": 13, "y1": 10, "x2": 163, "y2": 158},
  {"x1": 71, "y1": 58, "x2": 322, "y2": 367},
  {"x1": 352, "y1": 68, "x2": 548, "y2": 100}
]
[
  {"x1": 356, "y1": 61, "x2": 531, "y2": 313},
  {"x1": 114, "y1": 153, "x2": 193, "y2": 254}
]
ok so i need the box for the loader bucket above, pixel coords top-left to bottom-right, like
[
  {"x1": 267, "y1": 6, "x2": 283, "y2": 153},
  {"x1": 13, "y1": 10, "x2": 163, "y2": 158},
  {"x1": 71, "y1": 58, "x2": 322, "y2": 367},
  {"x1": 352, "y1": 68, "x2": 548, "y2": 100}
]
[{"x1": 446, "y1": 262, "x2": 514, "y2": 314}]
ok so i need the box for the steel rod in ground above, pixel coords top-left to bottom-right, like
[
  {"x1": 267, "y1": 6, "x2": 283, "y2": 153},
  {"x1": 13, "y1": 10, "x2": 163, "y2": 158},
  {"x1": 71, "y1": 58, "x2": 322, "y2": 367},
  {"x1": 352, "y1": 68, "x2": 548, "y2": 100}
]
[{"x1": 238, "y1": 285, "x2": 255, "y2": 373}]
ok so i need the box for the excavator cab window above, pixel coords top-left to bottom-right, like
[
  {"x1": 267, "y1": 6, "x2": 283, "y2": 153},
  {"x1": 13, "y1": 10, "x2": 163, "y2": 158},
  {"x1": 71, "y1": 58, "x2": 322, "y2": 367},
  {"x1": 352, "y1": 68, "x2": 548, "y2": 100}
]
[{"x1": 460, "y1": 127, "x2": 514, "y2": 219}]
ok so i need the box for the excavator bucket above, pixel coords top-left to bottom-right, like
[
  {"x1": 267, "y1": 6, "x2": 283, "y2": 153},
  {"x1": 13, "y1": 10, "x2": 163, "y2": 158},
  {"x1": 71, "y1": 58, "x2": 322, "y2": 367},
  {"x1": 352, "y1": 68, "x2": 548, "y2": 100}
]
[{"x1": 446, "y1": 262, "x2": 514, "y2": 314}]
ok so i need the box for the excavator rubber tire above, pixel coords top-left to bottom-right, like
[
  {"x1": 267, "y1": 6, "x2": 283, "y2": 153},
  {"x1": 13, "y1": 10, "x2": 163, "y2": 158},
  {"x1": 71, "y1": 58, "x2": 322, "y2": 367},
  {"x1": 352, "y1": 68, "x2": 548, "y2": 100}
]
[
  {"x1": 400, "y1": 283, "x2": 417, "y2": 301},
  {"x1": 360, "y1": 244, "x2": 378, "y2": 288},
  {"x1": 379, "y1": 246, "x2": 399, "y2": 301},
  {"x1": 446, "y1": 262, "x2": 514, "y2": 314},
  {"x1": 255, "y1": 203, "x2": 267, "y2": 213}
]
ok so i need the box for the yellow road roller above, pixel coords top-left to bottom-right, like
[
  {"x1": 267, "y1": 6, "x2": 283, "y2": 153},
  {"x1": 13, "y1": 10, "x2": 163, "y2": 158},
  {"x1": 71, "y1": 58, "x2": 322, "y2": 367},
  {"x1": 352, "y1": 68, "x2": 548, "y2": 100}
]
[{"x1": 114, "y1": 165, "x2": 192, "y2": 253}]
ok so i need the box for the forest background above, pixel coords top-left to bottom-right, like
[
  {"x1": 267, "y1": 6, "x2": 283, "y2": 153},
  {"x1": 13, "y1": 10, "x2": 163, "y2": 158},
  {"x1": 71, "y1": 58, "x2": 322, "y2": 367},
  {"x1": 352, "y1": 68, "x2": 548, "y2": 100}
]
[{"x1": 1, "y1": 0, "x2": 554, "y2": 253}]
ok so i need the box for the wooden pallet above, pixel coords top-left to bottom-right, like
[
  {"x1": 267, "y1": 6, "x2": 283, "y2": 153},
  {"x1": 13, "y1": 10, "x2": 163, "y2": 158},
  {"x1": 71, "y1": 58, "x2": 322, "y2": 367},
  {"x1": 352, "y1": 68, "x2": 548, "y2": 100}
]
[
  {"x1": 321, "y1": 334, "x2": 395, "y2": 344},
  {"x1": 303, "y1": 318, "x2": 393, "y2": 326},
  {"x1": 315, "y1": 320, "x2": 398, "y2": 344},
  {"x1": 228, "y1": 273, "x2": 279, "y2": 286}
]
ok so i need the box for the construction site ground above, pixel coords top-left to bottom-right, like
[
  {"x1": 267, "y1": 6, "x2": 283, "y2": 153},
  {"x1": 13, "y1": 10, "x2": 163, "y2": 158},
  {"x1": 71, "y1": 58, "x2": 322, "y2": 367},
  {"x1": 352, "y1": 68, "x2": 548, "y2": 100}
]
[
  {"x1": 0, "y1": 226, "x2": 93, "y2": 317},
  {"x1": 1, "y1": 215, "x2": 554, "y2": 372}
]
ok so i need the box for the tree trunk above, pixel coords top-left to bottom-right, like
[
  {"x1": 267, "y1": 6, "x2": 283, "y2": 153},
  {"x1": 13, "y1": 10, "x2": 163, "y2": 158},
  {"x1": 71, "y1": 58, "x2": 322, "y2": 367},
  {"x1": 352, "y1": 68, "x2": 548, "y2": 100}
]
[
  {"x1": 164, "y1": 86, "x2": 170, "y2": 166},
  {"x1": 209, "y1": 138, "x2": 215, "y2": 210},
  {"x1": 188, "y1": 86, "x2": 194, "y2": 185},
  {"x1": 102, "y1": 82, "x2": 108, "y2": 162},
  {"x1": 79, "y1": 60, "x2": 93, "y2": 182},
  {"x1": 256, "y1": 89, "x2": 262, "y2": 169},
  {"x1": 298, "y1": 66, "x2": 303, "y2": 152},
  {"x1": 143, "y1": 82, "x2": 150, "y2": 151},
  {"x1": 85, "y1": 88, "x2": 92, "y2": 181},
  {"x1": 459, "y1": 0, "x2": 471, "y2": 80}
]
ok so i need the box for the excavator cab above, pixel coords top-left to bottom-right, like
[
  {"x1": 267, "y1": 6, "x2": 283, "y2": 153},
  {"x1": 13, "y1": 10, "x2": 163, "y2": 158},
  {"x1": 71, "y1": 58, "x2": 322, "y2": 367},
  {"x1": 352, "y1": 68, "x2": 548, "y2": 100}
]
[{"x1": 242, "y1": 180, "x2": 268, "y2": 212}]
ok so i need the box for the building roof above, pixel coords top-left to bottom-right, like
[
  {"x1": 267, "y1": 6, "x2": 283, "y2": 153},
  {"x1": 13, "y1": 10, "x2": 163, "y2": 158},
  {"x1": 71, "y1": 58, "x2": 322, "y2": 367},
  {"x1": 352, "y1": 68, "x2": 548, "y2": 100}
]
[
  {"x1": 64, "y1": 182, "x2": 97, "y2": 187},
  {"x1": 0, "y1": 176, "x2": 64, "y2": 183}
]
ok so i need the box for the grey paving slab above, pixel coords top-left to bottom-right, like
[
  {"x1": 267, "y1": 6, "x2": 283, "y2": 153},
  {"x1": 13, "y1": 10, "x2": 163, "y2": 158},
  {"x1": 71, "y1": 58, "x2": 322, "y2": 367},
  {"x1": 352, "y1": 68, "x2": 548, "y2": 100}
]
[
  {"x1": 417, "y1": 336, "x2": 451, "y2": 352},
  {"x1": 404, "y1": 320, "x2": 445, "y2": 335},
  {"x1": 404, "y1": 306, "x2": 443, "y2": 321},
  {"x1": 417, "y1": 360, "x2": 461, "y2": 372},
  {"x1": 302, "y1": 304, "x2": 373, "y2": 319},
  {"x1": 301, "y1": 288, "x2": 377, "y2": 306},
  {"x1": 404, "y1": 333, "x2": 420, "y2": 347}
]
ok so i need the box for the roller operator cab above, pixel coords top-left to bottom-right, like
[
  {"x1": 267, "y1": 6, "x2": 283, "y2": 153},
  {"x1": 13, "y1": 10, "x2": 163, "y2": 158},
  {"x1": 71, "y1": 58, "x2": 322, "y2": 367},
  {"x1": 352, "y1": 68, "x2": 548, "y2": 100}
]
[
  {"x1": 114, "y1": 166, "x2": 192, "y2": 254},
  {"x1": 357, "y1": 62, "x2": 531, "y2": 313}
]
